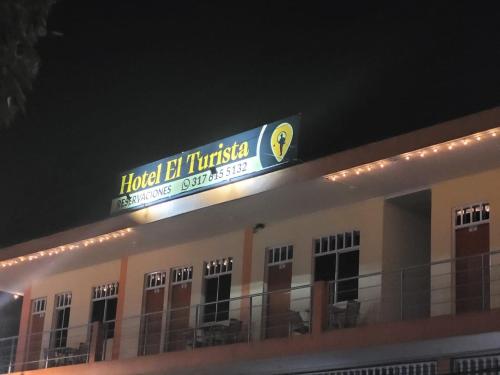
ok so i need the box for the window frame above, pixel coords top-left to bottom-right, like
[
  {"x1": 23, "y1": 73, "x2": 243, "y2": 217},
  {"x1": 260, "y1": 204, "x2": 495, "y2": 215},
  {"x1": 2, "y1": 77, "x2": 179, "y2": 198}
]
[
  {"x1": 313, "y1": 230, "x2": 360, "y2": 304},
  {"x1": 52, "y1": 292, "x2": 72, "y2": 348},
  {"x1": 202, "y1": 257, "x2": 233, "y2": 324}
]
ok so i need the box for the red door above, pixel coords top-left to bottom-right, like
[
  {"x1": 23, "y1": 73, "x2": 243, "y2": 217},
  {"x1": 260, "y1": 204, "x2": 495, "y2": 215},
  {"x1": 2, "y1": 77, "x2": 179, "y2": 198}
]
[
  {"x1": 26, "y1": 310, "x2": 45, "y2": 370},
  {"x1": 167, "y1": 282, "x2": 192, "y2": 351},
  {"x1": 265, "y1": 263, "x2": 292, "y2": 338},
  {"x1": 455, "y1": 223, "x2": 490, "y2": 313},
  {"x1": 139, "y1": 288, "x2": 165, "y2": 355}
]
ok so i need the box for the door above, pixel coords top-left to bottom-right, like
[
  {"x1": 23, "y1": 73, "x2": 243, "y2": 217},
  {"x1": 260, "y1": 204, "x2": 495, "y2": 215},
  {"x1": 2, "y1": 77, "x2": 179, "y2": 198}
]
[
  {"x1": 265, "y1": 262, "x2": 292, "y2": 338},
  {"x1": 167, "y1": 282, "x2": 192, "y2": 351},
  {"x1": 139, "y1": 288, "x2": 165, "y2": 355},
  {"x1": 26, "y1": 300, "x2": 46, "y2": 370},
  {"x1": 455, "y1": 223, "x2": 490, "y2": 313}
]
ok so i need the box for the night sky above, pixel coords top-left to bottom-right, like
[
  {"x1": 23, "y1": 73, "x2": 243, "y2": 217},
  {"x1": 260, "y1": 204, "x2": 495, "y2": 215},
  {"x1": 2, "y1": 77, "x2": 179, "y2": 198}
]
[{"x1": 1, "y1": 1, "x2": 499, "y2": 247}]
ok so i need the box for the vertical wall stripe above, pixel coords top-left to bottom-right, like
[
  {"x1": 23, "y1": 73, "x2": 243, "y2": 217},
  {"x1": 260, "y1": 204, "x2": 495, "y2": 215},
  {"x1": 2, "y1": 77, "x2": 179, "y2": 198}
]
[{"x1": 112, "y1": 256, "x2": 128, "y2": 360}]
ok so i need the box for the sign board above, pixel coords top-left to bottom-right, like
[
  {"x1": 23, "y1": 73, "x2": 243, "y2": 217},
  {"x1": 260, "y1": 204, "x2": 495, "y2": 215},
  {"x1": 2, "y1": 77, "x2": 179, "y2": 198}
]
[{"x1": 110, "y1": 115, "x2": 300, "y2": 214}]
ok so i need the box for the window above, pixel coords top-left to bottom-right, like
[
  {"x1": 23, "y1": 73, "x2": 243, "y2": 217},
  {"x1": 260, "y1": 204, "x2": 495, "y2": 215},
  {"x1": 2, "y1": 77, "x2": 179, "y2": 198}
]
[
  {"x1": 91, "y1": 282, "x2": 118, "y2": 338},
  {"x1": 268, "y1": 245, "x2": 293, "y2": 265},
  {"x1": 53, "y1": 293, "x2": 71, "y2": 348},
  {"x1": 145, "y1": 271, "x2": 167, "y2": 290},
  {"x1": 203, "y1": 258, "x2": 233, "y2": 323},
  {"x1": 314, "y1": 230, "x2": 360, "y2": 303},
  {"x1": 455, "y1": 203, "x2": 490, "y2": 228},
  {"x1": 32, "y1": 298, "x2": 46, "y2": 314},
  {"x1": 171, "y1": 266, "x2": 193, "y2": 285}
]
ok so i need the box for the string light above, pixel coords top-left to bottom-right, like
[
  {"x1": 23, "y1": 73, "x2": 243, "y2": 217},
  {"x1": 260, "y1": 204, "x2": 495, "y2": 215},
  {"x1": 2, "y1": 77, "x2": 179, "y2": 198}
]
[
  {"x1": 0, "y1": 228, "x2": 134, "y2": 270},
  {"x1": 324, "y1": 127, "x2": 500, "y2": 183}
]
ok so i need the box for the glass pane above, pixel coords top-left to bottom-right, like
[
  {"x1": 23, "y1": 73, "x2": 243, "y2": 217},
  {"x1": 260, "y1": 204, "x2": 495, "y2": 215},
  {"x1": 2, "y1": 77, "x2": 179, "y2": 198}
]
[
  {"x1": 329, "y1": 236, "x2": 336, "y2": 251},
  {"x1": 274, "y1": 249, "x2": 280, "y2": 263},
  {"x1": 483, "y1": 204, "x2": 490, "y2": 220},
  {"x1": 464, "y1": 208, "x2": 471, "y2": 224},
  {"x1": 203, "y1": 277, "x2": 218, "y2": 322},
  {"x1": 217, "y1": 274, "x2": 232, "y2": 321},
  {"x1": 105, "y1": 298, "x2": 118, "y2": 322},
  {"x1": 314, "y1": 253, "x2": 336, "y2": 281},
  {"x1": 353, "y1": 231, "x2": 360, "y2": 246},
  {"x1": 268, "y1": 250, "x2": 274, "y2": 264},
  {"x1": 314, "y1": 239, "x2": 320, "y2": 254},
  {"x1": 455, "y1": 210, "x2": 462, "y2": 226},
  {"x1": 337, "y1": 251, "x2": 359, "y2": 301},
  {"x1": 91, "y1": 300, "x2": 105, "y2": 322},
  {"x1": 345, "y1": 232, "x2": 352, "y2": 248},
  {"x1": 321, "y1": 237, "x2": 328, "y2": 253},
  {"x1": 337, "y1": 234, "x2": 344, "y2": 249},
  {"x1": 287, "y1": 245, "x2": 293, "y2": 260},
  {"x1": 56, "y1": 309, "x2": 65, "y2": 329},
  {"x1": 63, "y1": 307, "x2": 70, "y2": 328},
  {"x1": 280, "y1": 247, "x2": 287, "y2": 261},
  {"x1": 472, "y1": 205, "x2": 481, "y2": 222}
]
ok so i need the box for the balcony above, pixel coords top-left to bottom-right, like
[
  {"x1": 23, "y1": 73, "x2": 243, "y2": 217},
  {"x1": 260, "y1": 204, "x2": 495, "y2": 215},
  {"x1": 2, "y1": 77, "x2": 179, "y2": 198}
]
[{"x1": 2, "y1": 251, "x2": 500, "y2": 374}]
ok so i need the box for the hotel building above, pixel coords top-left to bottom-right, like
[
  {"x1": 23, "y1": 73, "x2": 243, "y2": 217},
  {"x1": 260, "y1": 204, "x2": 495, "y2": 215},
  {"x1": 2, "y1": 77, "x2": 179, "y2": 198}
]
[{"x1": 1, "y1": 107, "x2": 500, "y2": 374}]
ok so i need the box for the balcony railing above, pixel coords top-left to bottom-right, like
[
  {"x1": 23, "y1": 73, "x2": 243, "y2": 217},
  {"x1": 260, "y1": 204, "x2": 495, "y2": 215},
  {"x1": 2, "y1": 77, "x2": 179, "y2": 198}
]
[
  {"x1": 327, "y1": 251, "x2": 500, "y2": 330},
  {"x1": 2, "y1": 251, "x2": 500, "y2": 373}
]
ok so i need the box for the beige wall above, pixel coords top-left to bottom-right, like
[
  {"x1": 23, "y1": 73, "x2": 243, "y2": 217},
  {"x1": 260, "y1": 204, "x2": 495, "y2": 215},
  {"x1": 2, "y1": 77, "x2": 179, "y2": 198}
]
[
  {"x1": 120, "y1": 230, "x2": 245, "y2": 357},
  {"x1": 251, "y1": 197, "x2": 385, "y2": 328},
  {"x1": 382, "y1": 200, "x2": 431, "y2": 321},
  {"x1": 431, "y1": 167, "x2": 500, "y2": 316},
  {"x1": 29, "y1": 260, "x2": 121, "y2": 350}
]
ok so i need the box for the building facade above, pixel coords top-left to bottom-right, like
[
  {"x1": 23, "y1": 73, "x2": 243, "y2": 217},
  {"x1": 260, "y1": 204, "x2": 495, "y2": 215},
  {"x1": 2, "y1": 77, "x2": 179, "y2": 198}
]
[{"x1": 1, "y1": 107, "x2": 500, "y2": 374}]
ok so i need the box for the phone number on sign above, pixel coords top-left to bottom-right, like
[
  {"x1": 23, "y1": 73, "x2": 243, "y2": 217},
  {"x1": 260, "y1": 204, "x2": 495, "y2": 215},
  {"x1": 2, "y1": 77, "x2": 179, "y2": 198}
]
[{"x1": 181, "y1": 161, "x2": 248, "y2": 191}]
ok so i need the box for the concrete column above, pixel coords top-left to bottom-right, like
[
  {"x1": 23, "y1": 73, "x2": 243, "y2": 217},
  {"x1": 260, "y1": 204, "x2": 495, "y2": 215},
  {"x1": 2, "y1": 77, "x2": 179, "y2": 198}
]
[
  {"x1": 112, "y1": 256, "x2": 128, "y2": 360},
  {"x1": 14, "y1": 286, "x2": 31, "y2": 372},
  {"x1": 240, "y1": 228, "x2": 254, "y2": 340},
  {"x1": 312, "y1": 281, "x2": 327, "y2": 335}
]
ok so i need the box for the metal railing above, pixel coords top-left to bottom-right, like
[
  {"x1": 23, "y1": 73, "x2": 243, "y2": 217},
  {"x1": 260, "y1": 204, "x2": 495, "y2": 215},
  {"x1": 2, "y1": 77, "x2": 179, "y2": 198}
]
[
  {"x1": 119, "y1": 284, "x2": 312, "y2": 359},
  {"x1": 0, "y1": 323, "x2": 91, "y2": 373},
  {"x1": 327, "y1": 251, "x2": 500, "y2": 330},
  {"x1": 3, "y1": 251, "x2": 500, "y2": 372}
]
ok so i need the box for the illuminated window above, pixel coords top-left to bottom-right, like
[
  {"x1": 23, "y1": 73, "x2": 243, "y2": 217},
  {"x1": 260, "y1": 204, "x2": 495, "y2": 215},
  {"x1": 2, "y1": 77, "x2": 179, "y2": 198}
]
[
  {"x1": 32, "y1": 298, "x2": 46, "y2": 314},
  {"x1": 145, "y1": 271, "x2": 167, "y2": 290},
  {"x1": 314, "y1": 231, "x2": 360, "y2": 303},
  {"x1": 267, "y1": 245, "x2": 293, "y2": 265},
  {"x1": 203, "y1": 258, "x2": 233, "y2": 323},
  {"x1": 171, "y1": 266, "x2": 193, "y2": 285},
  {"x1": 455, "y1": 203, "x2": 490, "y2": 228}
]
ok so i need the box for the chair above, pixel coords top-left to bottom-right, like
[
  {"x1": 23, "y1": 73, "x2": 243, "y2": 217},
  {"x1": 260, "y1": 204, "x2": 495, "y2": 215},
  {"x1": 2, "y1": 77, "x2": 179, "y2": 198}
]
[
  {"x1": 330, "y1": 300, "x2": 360, "y2": 329},
  {"x1": 289, "y1": 310, "x2": 308, "y2": 334},
  {"x1": 345, "y1": 300, "x2": 360, "y2": 327},
  {"x1": 225, "y1": 319, "x2": 243, "y2": 343}
]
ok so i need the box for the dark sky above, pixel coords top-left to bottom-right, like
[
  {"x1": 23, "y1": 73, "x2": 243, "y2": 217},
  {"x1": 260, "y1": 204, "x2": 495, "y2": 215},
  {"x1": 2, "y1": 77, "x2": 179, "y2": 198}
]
[{"x1": 1, "y1": 1, "x2": 499, "y2": 247}]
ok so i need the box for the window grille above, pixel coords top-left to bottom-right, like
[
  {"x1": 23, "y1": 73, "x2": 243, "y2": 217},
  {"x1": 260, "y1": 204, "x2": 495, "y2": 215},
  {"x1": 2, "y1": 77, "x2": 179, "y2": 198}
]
[
  {"x1": 55, "y1": 292, "x2": 72, "y2": 309},
  {"x1": 171, "y1": 266, "x2": 193, "y2": 284},
  {"x1": 453, "y1": 354, "x2": 500, "y2": 374},
  {"x1": 455, "y1": 203, "x2": 490, "y2": 228},
  {"x1": 314, "y1": 230, "x2": 360, "y2": 255},
  {"x1": 302, "y1": 361, "x2": 437, "y2": 375},
  {"x1": 32, "y1": 298, "x2": 46, "y2": 314},
  {"x1": 268, "y1": 245, "x2": 293, "y2": 265},
  {"x1": 204, "y1": 257, "x2": 233, "y2": 277},
  {"x1": 92, "y1": 282, "x2": 119, "y2": 300},
  {"x1": 145, "y1": 271, "x2": 167, "y2": 289}
]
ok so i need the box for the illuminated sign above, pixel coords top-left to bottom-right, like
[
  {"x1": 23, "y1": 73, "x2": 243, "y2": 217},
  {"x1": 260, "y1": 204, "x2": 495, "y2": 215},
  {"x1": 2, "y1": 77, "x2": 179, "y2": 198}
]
[{"x1": 110, "y1": 115, "x2": 300, "y2": 214}]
